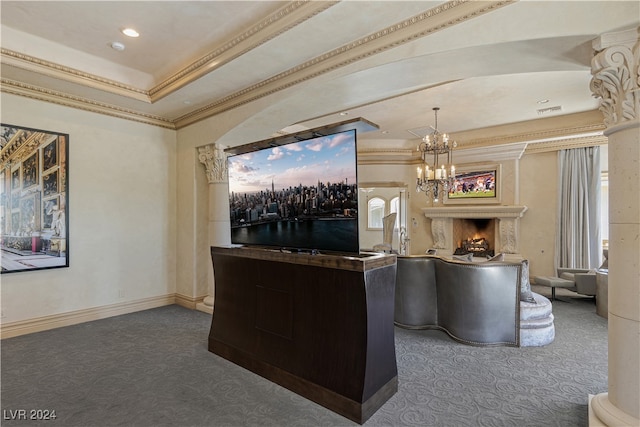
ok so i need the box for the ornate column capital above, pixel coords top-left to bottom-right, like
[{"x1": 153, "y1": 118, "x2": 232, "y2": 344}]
[
  {"x1": 198, "y1": 144, "x2": 228, "y2": 184},
  {"x1": 590, "y1": 27, "x2": 640, "y2": 130}
]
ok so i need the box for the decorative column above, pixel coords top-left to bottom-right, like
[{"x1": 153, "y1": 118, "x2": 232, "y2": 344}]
[
  {"x1": 430, "y1": 217, "x2": 453, "y2": 253},
  {"x1": 498, "y1": 217, "x2": 519, "y2": 254},
  {"x1": 196, "y1": 144, "x2": 231, "y2": 314},
  {"x1": 589, "y1": 27, "x2": 640, "y2": 426}
]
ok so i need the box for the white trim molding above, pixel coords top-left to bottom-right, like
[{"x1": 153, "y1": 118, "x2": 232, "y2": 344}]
[{"x1": 0, "y1": 294, "x2": 180, "y2": 339}]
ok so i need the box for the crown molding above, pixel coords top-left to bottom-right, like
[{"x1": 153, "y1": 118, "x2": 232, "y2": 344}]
[
  {"x1": 359, "y1": 182, "x2": 407, "y2": 189},
  {"x1": 0, "y1": 2, "x2": 338, "y2": 109},
  {"x1": 454, "y1": 142, "x2": 528, "y2": 162},
  {"x1": 358, "y1": 148, "x2": 415, "y2": 165},
  {"x1": 174, "y1": 0, "x2": 514, "y2": 128},
  {"x1": 0, "y1": 48, "x2": 151, "y2": 103},
  {"x1": 357, "y1": 131, "x2": 605, "y2": 165},
  {"x1": 1, "y1": 79, "x2": 175, "y2": 129},
  {"x1": 524, "y1": 134, "x2": 608, "y2": 154},
  {"x1": 149, "y1": 1, "x2": 338, "y2": 102},
  {"x1": 458, "y1": 123, "x2": 605, "y2": 149},
  {"x1": 1, "y1": 0, "x2": 516, "y2": 130}
]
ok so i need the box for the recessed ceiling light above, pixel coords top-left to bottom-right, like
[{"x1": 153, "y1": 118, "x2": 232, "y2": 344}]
[
  {"x1": 537, "y1": 99, "x2": 550, "y2": 104},
  {"x1": 122, "y1": 28, "x2": 139, "y2": 38},
  {"x1": 339, "y1": 112, "x2": 349, "y2": 116},
  {"x1": 183, "y1": 100, "x2": 192, "y2": 105},
  {"x1": 110, "y1": 41, "x2": 125, "y2": 51}
]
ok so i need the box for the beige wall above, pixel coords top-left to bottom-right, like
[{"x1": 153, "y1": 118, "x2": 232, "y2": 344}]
[
  {"x1": 0, "y1": 90, "x2": 594, "y2": 330},
  {"x1": 359, "y1": 153, "x2": 562, "y2": 278},
  {"x1": 1, "y1": 93, "x2": 177, "y2": 325},
  {"x1": 519, "y1": 151, "x2": 559, "y2": 277}
]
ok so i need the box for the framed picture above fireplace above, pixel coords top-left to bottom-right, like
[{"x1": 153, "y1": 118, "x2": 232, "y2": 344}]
[{"x1": 445, "y1": 164, "x2": 501, "y2": 205}]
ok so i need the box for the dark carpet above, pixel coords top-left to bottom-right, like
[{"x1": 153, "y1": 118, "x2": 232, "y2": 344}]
[{"x1": 1, "y1": 291, "x2": 606, "y2": 426}]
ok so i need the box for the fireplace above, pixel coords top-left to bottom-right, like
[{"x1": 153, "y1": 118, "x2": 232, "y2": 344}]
[
  {"x1": 422, "y1": 206, "x2": 527, "y2": 261},
  {"x1": 453, "y1": 218, "x2": 496, "y2": 257}
]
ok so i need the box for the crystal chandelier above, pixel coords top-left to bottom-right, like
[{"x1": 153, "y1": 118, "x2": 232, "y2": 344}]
[{"x1": 416, "y1": 107, "x2": 457, "y2": 203}]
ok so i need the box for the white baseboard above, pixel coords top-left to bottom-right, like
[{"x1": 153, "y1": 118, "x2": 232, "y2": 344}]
[
  {"x1": 1, "y1": 294, "x2": 179, "y2": 339},
  {"x1": 195, "y1": 302, "x2": 213, "y2": 314},
  {"x1": 175, "y1": 293, "x2": 206, "y2": 310}
]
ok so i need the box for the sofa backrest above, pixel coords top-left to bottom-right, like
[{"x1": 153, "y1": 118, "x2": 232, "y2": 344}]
[
  {"x1": 396, "y1": 256, "x2": 438, "y2": 326},
  {"x1": 434, "y1": 259, "x2": 521, "y2": 345},
  {"x1": 395, "y1": 255, "x2": 522, "y2": 346}
]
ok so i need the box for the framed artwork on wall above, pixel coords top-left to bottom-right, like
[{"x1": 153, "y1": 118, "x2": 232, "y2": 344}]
[
  {"x1": 444, "y1": 164, "x2": 502, "y2": 205},
  {"x1": 0, "y1": 124, "x2": 69, "y2": 273}
]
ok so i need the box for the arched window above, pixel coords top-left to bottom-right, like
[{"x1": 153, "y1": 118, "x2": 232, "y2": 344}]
[{"x1": 368, "y1": 197, "x2": 385, "y2": 229}]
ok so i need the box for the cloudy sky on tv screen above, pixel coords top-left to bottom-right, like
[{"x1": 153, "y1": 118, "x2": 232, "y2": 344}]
[{"x1": 228, "y1": 130, "x2": 357, "y2": 194}]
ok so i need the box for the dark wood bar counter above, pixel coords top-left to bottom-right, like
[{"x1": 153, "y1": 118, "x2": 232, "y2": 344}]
[{"x1": 208, "y1": 245, "x2": 398, "y2": 424}]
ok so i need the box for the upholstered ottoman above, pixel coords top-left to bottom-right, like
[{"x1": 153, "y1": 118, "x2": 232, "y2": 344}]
[
  {"x1": 533, "y1": 276, "x2": 574, "y2": 301},
  {"x1": 520, "y1": 292, "x2": 555, "y2": 347}
]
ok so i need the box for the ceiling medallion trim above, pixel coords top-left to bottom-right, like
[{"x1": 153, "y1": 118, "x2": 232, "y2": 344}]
[
  {"x1": 0, "y1": 48, "x2": 150, "y2": 103},
  {"x1": 1, "y1": 79, "x2": 174, "y2": 130},
  {"x1": 175, "y1": 0, "x2": 514, "y2": 128},
  {"x1": 149, "y1": 1, "x2": 338, "y2": 101}
]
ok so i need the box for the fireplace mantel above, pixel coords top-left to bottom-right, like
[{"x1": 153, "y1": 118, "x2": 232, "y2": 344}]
[
  {"x1": 422, "y1": 205, "x2": 528, "y2": 219},
  {"x1": 422, "y1": 205, "x2": 528, "y2": 259}
]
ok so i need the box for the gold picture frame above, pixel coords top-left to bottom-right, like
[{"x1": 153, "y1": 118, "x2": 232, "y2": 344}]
[{"x1": 444, "y1": 163, "x2": 502, "y2": 205}]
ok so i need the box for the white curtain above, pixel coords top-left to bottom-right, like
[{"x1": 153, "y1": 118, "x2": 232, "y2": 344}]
[{"x1": 555, "y1": 146, "x2": 601, "y2": 269}]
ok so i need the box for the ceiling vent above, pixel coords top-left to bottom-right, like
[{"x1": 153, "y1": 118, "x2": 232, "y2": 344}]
[
  {"x1": 407, "y1": 126, "x2": 435, "y2": 139},
  {"x1": 537, "y1": 105, "x2": 562, "y2": 115}
]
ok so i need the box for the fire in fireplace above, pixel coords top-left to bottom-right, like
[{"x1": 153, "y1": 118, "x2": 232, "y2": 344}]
[
  {"x1": 453, "y1": 219, "x2": 495, "y2": 257},
  {"x1": 461, "y1": 236, "x2": 490, "y2": 253}
]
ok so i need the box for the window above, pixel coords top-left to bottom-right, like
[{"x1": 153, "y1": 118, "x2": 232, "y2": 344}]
[{"x1": 368, "y1": 197, "x2": 385, "y2": 229}]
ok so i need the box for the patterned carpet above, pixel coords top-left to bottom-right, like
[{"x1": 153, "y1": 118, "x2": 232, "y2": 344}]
[{"x1": 1, "y1": 291, "x2": 606, "y2": 427}]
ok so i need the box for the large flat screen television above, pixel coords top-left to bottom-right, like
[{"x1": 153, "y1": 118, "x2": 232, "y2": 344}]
[{"x1": 227, "y1": 128, "x2": 359, "y2": 254}]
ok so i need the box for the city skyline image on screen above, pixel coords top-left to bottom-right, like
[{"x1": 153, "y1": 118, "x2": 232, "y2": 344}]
[{"x1": 227, "y1": 129, "x2": 359, "y2": 254}]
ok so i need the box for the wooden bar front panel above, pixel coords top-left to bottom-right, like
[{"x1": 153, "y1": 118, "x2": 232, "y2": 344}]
[{"x1": 208, "y1": 246, "x2": 397, "y2": 424}]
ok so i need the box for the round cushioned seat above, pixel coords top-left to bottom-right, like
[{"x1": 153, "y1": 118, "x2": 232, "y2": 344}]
[
  {"x1": 520, "y1": 293, "x2": 553, "y2": 321},
  {"x1": 520, "y1": 292, "x2": 555, "y2": 347}
]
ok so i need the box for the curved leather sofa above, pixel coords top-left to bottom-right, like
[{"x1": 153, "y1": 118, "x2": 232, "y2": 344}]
[{"x1": 395, "y1": 255, "x2": 521, "y2": 347}]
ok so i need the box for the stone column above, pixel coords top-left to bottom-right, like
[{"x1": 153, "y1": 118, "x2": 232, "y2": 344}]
[
  {"x1": 498, "y1": 217, "x2": 519, "y2": 254},
  {"x1": 589, "y1": 27, "x2": 640, "y2": 426},
  {"x1": 196, "y1": 144, "x2": 231, "y2": 314},
  {"x1": 429, "y1": 217, "x2": 453, "y2": 255}
]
